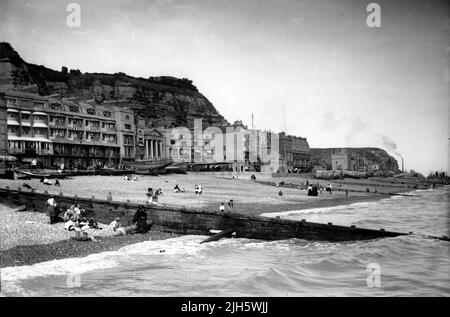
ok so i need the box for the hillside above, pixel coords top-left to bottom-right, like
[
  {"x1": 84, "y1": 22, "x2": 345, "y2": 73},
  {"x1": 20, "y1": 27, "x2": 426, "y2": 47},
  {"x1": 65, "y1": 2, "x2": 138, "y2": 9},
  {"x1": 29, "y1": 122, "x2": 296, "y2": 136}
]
[
  {"x1": 0, "y1": 42, "x2": 228, "y2": 128},
  {"x1": 310, "y1": 147, "x2": 400, "y2": 172}
]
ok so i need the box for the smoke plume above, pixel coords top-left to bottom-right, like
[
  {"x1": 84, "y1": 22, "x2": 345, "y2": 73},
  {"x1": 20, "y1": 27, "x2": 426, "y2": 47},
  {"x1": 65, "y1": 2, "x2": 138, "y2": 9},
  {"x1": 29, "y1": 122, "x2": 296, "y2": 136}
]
[{"x1": 380, "y1": 135, "x2": 403, "y2": 159}]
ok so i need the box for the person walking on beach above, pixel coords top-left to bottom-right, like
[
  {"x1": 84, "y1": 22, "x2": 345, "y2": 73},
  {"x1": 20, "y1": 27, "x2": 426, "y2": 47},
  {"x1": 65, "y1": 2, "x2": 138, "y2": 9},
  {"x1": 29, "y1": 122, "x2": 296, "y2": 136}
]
[
  {"x1": 46, "y1": 197, "x2": 59, "y2": 224},
  {"x1": 219, "y1": 202, "x2": 225, "y2": 212},
  {"x1": 146, "y1": 188, "x2": 153, "y2": 203},
  {"x1": 345, "y1": 189, "x2": 349, "y2": 197}
]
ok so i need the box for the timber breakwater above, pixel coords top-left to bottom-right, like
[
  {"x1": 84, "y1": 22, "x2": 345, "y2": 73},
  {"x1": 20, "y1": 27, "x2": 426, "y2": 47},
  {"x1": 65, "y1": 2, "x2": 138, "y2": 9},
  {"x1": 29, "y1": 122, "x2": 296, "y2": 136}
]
[{"x1": 0, "y1": 187, "x2": 448, "y2": 242}]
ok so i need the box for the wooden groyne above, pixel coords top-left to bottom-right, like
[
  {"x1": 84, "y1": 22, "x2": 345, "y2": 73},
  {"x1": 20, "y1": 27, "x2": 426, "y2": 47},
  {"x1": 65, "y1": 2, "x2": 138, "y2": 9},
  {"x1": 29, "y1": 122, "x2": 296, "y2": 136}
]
[{"x1": 0, "y1": 187, "x2": 448, "y2": 242}]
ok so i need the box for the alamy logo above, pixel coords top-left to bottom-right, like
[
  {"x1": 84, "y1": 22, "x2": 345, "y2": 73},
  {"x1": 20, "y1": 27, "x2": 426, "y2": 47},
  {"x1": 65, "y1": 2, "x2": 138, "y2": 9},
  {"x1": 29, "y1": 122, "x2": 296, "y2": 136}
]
[
  {"x1": 66, "y1": 3, "x2": 81, "y2": 28},
  {"x1": 66, "y1": 273, "x2": 81, "y2": 288},
  {"x1": 366, "y1": 3, "x2": 381, "y2": 28},
  {"x1": 366, "y1": 263, "x2": 381, "y2": 288}
]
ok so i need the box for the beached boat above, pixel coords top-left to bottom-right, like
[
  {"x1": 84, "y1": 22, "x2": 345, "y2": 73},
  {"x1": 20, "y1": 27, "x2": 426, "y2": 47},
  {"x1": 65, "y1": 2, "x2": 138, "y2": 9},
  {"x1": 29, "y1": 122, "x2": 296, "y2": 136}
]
[
  {"x1": 1, "y1": 187, "x2": 448, "y2": 243},
  {"x1": 16, "y1": 168, "x2": 133, "y2": 179},
  {"x1": 164, "y1": 162, "x2": 187, "y2": 174},
  {"x1": 19, "y1": 170, "x2": 68, "y2": 179}
]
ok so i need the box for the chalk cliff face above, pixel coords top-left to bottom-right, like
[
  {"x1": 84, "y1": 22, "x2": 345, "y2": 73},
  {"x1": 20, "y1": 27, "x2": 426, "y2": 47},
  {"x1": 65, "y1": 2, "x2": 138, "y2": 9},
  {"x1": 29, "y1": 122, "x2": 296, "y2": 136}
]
[
  {"x1": 310, "y1": 147, "x2": 400, "y2": 172},
  {"x1": 0, "y1": 42, "x2": 228, "y2": 128}
]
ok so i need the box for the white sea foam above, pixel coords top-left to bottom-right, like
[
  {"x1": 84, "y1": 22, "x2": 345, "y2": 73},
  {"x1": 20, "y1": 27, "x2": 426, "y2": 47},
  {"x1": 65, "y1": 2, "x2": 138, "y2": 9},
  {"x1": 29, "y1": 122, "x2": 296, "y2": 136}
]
[
  {"x1": 1, "y1": 235, "x2": 205, "y2": 283},
  {"x1": 260, "y1": 200, "x2": 381, "y2": 218}
]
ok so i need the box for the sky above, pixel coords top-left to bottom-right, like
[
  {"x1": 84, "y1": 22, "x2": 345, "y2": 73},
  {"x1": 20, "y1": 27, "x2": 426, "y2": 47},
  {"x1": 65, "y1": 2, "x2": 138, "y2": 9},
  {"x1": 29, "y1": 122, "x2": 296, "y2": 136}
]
[{"x1": 0, "y1": 0, "x2": 448, "y2": 174}]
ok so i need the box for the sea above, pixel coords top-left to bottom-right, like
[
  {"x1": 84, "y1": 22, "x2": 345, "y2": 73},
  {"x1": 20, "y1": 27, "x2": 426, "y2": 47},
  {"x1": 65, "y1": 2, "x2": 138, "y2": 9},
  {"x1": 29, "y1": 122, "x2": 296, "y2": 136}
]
[{"x1": 1, "y1": 186, "x2": 449, "y2": 297}]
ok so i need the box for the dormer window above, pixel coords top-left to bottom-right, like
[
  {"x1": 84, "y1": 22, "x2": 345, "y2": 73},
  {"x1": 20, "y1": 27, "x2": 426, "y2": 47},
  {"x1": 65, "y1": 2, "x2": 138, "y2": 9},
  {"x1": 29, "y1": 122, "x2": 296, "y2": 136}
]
[
  {"x1": 125, "y1": 115, "x2": 130, "y2": 120},
  {"x1": 69, "y1": 106, "x2": 79, "y2": 113},
  {"x1": 6, "y1": 99, "x2": 16, "y2": 107},
  {"x1": 50, "y1": 103, "x2": 62, "y2": 111},
  {"x1": 87, "y1": 109, "x2": 96, "y2": 115},
  {"x1": 103, "y1": 111, "x2": 112, "y2": 117}
]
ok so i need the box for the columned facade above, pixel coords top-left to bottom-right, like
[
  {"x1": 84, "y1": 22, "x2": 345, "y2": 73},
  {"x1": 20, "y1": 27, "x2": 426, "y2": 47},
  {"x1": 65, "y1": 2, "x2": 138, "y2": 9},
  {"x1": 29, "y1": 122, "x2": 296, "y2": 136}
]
[
  {"x1": 142, "y1": 129, "x2": 165, "y2": 161},
  {"x1": 145, "y1": 138, "x2": 163, "y2": 159}
]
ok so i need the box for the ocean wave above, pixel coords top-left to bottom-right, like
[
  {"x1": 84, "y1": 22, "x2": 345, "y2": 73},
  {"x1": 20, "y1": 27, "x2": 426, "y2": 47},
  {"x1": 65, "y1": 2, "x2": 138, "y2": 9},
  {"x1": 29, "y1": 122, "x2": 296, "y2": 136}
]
[
  {"x1": 1, "y1": 235, "x2": 206, "y2": 284},
  {"x1": 261, "y1": 200, "x2": 381, "y2": 218}
]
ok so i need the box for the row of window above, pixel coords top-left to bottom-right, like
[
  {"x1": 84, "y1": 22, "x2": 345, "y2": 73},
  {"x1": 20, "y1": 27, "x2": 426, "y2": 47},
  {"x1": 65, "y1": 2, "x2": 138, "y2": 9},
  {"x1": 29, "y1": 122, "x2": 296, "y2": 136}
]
[
  {"x1": 7, "y1": 113, "x2": 46, "y2": 121},
  {"x1": 6, "y1": 99, "x2": 44, "y2": 108},
  {"x1": 8, "y1": 126, "x2": 47, "y2": 135},
  {"x1": 7, "y1": 98, "x2": 114, "y2": 117}
]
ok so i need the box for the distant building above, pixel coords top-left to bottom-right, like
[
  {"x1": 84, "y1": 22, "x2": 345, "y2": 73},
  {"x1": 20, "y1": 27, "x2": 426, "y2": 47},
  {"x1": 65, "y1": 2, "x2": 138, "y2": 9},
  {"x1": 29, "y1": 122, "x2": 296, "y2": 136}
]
[
  {"x1": 369, "y1": 164, "x2": 380, "y2": 173},
  {"x1": 279, "y1": 132, "x2": 310, "y2": 173},
  {"x1": 1, "y1": 90, "x2": 130, "y2": 169},
  {"x1": 331, "y1": 149, "x2": 351, "y2": 171},
  {"x1": 0, "y1": 92, "x2": 7, "y2": 171},
  {"x1": 114, "y1": 107, "x2": 137, "y2": 166}
]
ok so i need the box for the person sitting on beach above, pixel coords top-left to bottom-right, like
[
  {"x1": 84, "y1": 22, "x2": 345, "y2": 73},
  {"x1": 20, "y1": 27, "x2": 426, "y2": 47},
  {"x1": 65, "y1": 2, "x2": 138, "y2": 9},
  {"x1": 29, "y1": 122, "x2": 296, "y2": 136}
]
[
  {"x1": 278, "y1": 190, "x2": 283, "y2": 196},
  {"x1": 194, "y1": 185, "x2": 199, "y2": 195},
  {"x1": 54, "y1": 179, "x2": 60, "y2": 186},
  {"x1": 40, "y1": 177, "x2": 53, "y2": 185},
  {"x1": 197, "y1": 185, "x2": 203, "y2": 195},
  {"x1": 73, "y1": 203, "x2": 81, "y2": 216},
  {"x1": 88, "y1": 218, "x2": 100, "y2": 230},
  {"x1": 109, "y1": 217, "x2": 122, "y2": 231},
  {"x1": 66, "y1": 219, "x2": 97, "y2": 241},
  {"x1": 132, "y1": 205, "x2": 149, "y2": 234},
  {"x1": 64, "y1": 219, "x2": 77, "y2": 232},
  {"x1": 228, "y1": 199, "x2": 234, "y2": 209},
  {"x1": 63, "y1": 205, "x2": 76, "y2": 222},
  {"x1": 79, "y1": 216, "x2": 90, "y2": 229},
  {"x1": 22, "y1": 183, "x2": 36, "y2": 192},
  {"x1": 219, "y1": 202, "x2": 225, "y2": 212},
  {"x1": 174, "y1": 184, "x2": 181, "y2": 193}
]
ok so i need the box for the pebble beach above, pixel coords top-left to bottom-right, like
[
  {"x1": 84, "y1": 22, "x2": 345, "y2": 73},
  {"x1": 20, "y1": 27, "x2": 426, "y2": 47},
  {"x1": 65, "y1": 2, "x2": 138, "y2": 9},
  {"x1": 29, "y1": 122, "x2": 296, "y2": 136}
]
[{"x1": 0, "y1": 204, "x2": 177, "y2": 268}]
